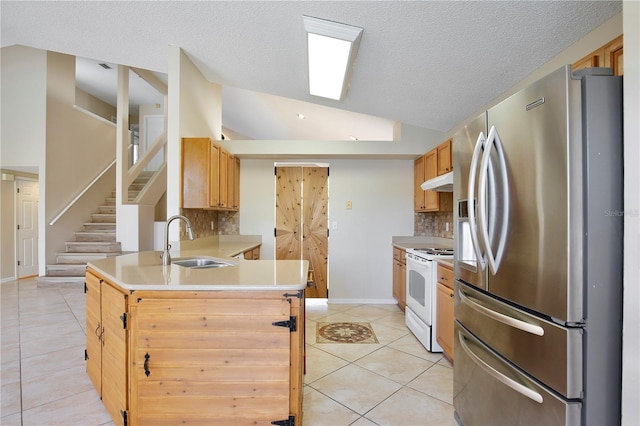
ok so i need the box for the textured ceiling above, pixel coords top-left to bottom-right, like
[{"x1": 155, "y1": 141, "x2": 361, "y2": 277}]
[{"x1": 1, "y1": 1, "x2": 622, "y2": 140}]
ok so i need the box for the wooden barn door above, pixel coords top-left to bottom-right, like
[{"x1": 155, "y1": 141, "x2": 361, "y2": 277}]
[{"x1": 275, "y1": 166, "x2": 329, "y2": 298}]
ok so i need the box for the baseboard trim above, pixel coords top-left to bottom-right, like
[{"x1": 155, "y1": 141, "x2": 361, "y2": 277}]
[{"x1": 326, "y1": 298, "x2": 398, "y2": 305}]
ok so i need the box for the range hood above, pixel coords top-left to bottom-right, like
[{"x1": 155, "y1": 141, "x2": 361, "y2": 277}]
[{"x1": 421, "y1": 171, "x2": 453, "y2": 192}]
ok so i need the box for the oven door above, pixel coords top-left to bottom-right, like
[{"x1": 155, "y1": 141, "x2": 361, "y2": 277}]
[{"x1": 405, "y1": 254, "x2": 433, "y2": 324}]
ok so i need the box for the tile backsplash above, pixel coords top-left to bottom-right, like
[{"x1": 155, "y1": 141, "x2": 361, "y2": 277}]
[
  {"x1": 414, "y1": 211, "x2": 454, "y2": 239},
  {"x1": 179, "y1": 209, "x2": 240, "y2": 239}
]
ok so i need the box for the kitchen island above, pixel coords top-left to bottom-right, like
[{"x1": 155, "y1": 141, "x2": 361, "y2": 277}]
[{"x1": 85, "y1": 241, "x2": 308, "y2": 426}]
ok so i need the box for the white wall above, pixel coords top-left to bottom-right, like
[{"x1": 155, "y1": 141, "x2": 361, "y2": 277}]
[
  {"x1": 44, "y1": 51, "x2": 116, "y2": 268},
  {"x1": 239, "y1": 158, "x2": 414, "y2": 303},
  {"x1": 622, "y1": 2, "x2": 639, "y2": 424},
  {"x1": 166, "y1": 47, "x2": 222, "y2": 242},
  {"x1": 0, "y1": 46, "x2": 48, "y2": 274},
  {"x1": 225, "y1": 122, "x2": 444, "y2": 159}
]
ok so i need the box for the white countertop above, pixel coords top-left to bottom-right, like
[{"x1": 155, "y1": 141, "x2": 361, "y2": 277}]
[
  {"x1": 87, "y1": 236, "x2": 308, "y2": 292},
  {"x1": 391, "y1": 236, "x2": 454, "y2": 250}
]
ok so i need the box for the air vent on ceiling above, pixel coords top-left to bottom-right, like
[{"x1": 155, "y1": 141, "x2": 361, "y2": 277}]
[{"x1": 98, "y1": 63, "x2": 112, "y2": 70}]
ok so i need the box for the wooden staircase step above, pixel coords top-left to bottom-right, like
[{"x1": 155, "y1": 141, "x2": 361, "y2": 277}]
[
  {"x1": 74, "y1": 231, "x2": 116, "y2": 242},
  {"x1": 97, "y1": 205, "x2": 116, "y2": 214},
  {"x1": 91, "y1": 213, "x2": 116, "y2": 223},
  {"x1": 83, "y1": 222, "x2": 116, "y2": 231},
  {"x1": 55, "y1": 252, "x2": 117, "y2": 264},
  {"x1": 65, "y1": 241, "x2": 122, "y2": 253}
]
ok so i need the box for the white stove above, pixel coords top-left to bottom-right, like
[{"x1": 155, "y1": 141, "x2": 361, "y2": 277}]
[{"x1": 405, "y1": 247, "x2": 454, "y2": 352}]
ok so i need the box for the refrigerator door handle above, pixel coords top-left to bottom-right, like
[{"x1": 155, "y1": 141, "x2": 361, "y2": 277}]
[
  {"x1": 467, "y1": 131, "x2": 487, "y2": 270},
  {"x1": 458, "y1": 329, "x2": 544, "y2": 403},
  {"x1": 458, "y1": 287, "x2": 545, "y2": 336},
  {"x1": 478, "y1": 125, "x2": 510, "y2": 275}
]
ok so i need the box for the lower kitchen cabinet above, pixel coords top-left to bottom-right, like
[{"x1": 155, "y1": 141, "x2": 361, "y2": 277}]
[
  {"x1": 392, "y1": 247, "x2": 406, "y2": 311},
  {"x1": 86, "y1": 267, "x2": 304, "y2": 426},
  {"x1": 243, "y1": 245, "x2": 261, "y2": 260},
  {"x1": 85, "y1": 271, "x2": 129, "y2": 426},
  {"x1": 436, "y1": 262, "x2": 454, "y2": 362}
]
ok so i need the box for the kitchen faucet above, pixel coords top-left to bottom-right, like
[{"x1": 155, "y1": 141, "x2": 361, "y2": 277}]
[{"x1": 162, "y1": 215, "x2": 195, "y2": 265}]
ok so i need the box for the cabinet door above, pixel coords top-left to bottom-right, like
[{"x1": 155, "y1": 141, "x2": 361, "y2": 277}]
[
  {"x1": 424, "y1": 150, "x2": 439, "y2": 211},
  {"x1": 572, "y1": 53, "x2": 599, "y2": 72},
  {"x1": 209, "y1": 143, "x2": 221, "y2": 208},
  {"x1": 85, "y1": 273, "x2": 102, "y2": 396},
  {"x1": 437, "y1": 139, "x2": 453, "y2": 175},
  {"x1": 101, "y1": 283, "x2": 128, "y2": 426},
  {"x1": 233, "y1": 156, "x2": 240, "y2": 210},
  {"x1": 130, "y1": 297, "x2": 292, "y2": 425},
  {"x1": 182, "y1": 138, "x2": 211, "y2": 209},
  {"x1": 436, "y1": 282, "x2": 454, "y2": 361},
  {"x1": 218, "y1": 149, "x2": 229, "y2": 208},
  {"x1": 603, "y1": 35, "x2": 623, "y2": 76},
  {"x1": 414, "y1": 155, "x2": 426, "y2": 211},
  {"x1": 399, "y1": 260, "x2": 406, "y2": 310},
  {"x1": 226, "y1": 154, "x2": 240, "y2": 211}
]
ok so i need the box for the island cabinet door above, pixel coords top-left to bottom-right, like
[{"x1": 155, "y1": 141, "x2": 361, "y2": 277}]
[
  {"x1": 85, "y1": 273, "x2": 102, "y2": 395},
  {"x1": 129, "y1": 296, "x2": 294, "y2": 426}
]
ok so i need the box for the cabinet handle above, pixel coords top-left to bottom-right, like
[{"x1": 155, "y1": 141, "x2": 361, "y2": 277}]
[
  {"x1": 450, "y1": 292, "x2": 454, "y2": 298},
  {"x1": 95, "y1": 322, "x2": 102, "y2": 340},
  {"x1": 144, "y1": 353, "x2": 151, "y2": 377}
]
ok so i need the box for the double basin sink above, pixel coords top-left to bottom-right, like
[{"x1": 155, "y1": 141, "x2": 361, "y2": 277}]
[{"x1": 171, "y1": 256, "x2": 238, "y2": 269}]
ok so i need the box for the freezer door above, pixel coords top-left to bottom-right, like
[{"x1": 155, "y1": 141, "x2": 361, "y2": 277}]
[
  {"x1": 455, "y1": 281, "x2": 582, "y2": 399},
  {"x1": 453, "y1": 113, "x2": 487, "y2": 290},
  {"x1": 454, "y1": 322, "x2": 581, "y2": 426}
]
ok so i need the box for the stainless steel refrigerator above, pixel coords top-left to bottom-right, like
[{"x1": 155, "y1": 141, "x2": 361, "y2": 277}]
[{"x1": 452, "y1": 65, "x2": 623, "y2": 425}]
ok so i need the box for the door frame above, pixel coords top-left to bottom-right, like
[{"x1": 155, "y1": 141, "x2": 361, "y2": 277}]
[
  {"x1": 14, "y1": 176, "x2": 40, "y2": 280},
  {"x1": 274, "y1": 162, "x2": 330, "y2": 297}
]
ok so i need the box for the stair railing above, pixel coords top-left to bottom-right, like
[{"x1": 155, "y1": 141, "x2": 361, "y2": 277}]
[
  {"x1": 126, "y1": 130, "x2": 167, "y2": 204},
  {"x1": 49, "y1": 159, "x2": 116, "y2": 226},
  {"x1": 124, "y1": 66, "x2": 168, "y2": 206}
]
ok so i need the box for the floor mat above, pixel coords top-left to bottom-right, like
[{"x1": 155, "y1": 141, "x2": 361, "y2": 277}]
[{"x1": 316, "y1": 321, "x2": 379, "y2": 344}]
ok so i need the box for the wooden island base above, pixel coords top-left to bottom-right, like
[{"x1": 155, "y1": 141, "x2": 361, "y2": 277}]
[{"x1": 86, "y1": 268, "x2": 304, "y2": 426}]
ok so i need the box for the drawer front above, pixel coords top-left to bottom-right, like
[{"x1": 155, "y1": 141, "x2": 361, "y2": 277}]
[
  {"x1": 437, "y1": 263, "x2": 454, "y2": 289},
  {"x1": 455, "y1": 281, "x2": 582, "y2": 398},
  {"x1": 454, "y1": 323, "x2": 581, "y2": 426}
]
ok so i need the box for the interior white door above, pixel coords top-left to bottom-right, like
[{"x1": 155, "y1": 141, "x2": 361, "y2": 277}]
[{"x1": 16, "y1": 179, "x2": 39, "y2": 278}]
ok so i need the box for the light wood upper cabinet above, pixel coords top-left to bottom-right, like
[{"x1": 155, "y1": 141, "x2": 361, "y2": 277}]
[
  {"x1": 181, "y1": 137, "x2": 239, "y2": 211},
  {"x1": 437, "y1": 139, "x2": 453, "y2": 175},
  {"x1": 414, "y1": 141, "x2": 454, "y2": 213},
  {"x1": 218, "y1": 148, "x2": 229, "y2": 208},
  {"x1": 573, "y1": 35, "x2": 623, "y2": 76},
  {"x1": 602, "y1": 35, "x2": 623, "y2": 76},
  {"x1": 228, "y1": 155, "x2": 240, "y2": 210},
  {"x1": 414, "y1": 155, "x2": 427, "y2": 211}
]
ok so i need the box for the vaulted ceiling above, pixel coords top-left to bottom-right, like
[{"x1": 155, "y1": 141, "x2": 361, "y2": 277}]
[{"x1": 1, "y1": 1, "x2": 622, "y2": 141}]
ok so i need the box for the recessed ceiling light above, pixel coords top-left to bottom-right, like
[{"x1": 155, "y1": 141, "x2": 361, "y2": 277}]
[
  {"x1": 297, "y1": 113, "x2": 306, "y2": 120},
  {"x1": 303, "y1": 16, "x2": 363, "y2": 101},
  {"x1": 349, "y1": 135, "x2": 358, "y2": 141}
]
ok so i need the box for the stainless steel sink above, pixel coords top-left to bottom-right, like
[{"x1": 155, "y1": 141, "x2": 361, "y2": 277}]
[{"x1": 171, "y1": 257, "x2": 234, "y2": 269}]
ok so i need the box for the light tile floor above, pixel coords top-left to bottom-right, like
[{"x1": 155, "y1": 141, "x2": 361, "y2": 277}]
[{"x1": 1, "y1": 278, "x2": 455, "y2": 426}]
